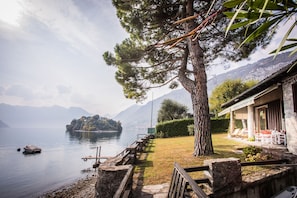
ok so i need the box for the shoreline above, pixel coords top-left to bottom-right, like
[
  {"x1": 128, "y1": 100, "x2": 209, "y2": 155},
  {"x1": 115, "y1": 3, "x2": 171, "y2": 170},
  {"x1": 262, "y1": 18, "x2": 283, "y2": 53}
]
[
  {"x1": 73, "y1": 130, "x2": 119, "y2": 133},
  {"x1": 39, "y1": 173, "x2": 97, "y2": 198}
]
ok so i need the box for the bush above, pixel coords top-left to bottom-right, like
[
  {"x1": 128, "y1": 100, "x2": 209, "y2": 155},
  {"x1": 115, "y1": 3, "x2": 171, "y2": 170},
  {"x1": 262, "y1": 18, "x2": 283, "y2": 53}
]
[
  {"x1": 243, "y1": 146, "x2": 270, "y2": 162},
  {"x1": 156, "y1": 118, "x2": 230, "y2": 138},
  {"x1": 210, "y1": 118, "x2": 229, "y2": 133},
  {"x1": 156, "y1": 119, "x2": 194, "y2": 138}
]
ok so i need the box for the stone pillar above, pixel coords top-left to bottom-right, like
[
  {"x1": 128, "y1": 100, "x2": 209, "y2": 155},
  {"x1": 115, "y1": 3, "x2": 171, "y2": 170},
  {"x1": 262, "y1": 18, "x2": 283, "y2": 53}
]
[
  {"x1": 229, "y1": 110, "x2": 234, "y2": 137},
  {"x1": 95, "y1": 165, "x2": 132, "y2": 198},
  {"x1": 204, "y1": 158, "x2": 242, "y2": 197},
  {"x1": 247, "y1": 105, "x2": 254, "y2": 139}
]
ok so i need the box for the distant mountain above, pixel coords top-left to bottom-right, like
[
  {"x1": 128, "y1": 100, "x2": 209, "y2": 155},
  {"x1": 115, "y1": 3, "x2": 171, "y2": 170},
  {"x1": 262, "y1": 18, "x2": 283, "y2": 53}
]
[
  {"x1": 0, "y1": 104, "x2": 91, "y2": 128},
  {"x1": 0, "y1": 120, "x2": 9, "y2": 128},
  {"x1": 114, "y1": 52, "x2": 297, "y2": 129}
]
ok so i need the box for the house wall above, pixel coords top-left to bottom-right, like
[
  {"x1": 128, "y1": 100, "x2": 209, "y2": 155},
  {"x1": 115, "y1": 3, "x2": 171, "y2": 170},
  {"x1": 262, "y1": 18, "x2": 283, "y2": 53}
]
[
  {"x1": 234, "y1": 107, "x2": 247, "y2": 120},
  {"x1": 282, "y1": 74, "x2": 297, "y2": 155}
]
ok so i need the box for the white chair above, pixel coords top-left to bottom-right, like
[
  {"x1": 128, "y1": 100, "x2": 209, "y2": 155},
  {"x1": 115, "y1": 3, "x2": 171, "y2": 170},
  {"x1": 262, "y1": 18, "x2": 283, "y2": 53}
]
[
  {"x1": 271, "y1": 130, "x2": 287, "y2": 145},
  {"x1": 261, "y1": 133, "x2": 272, "y2": 144},
  {"x1": 278, "y1": 132, "x2": 287, "y2": 145}
]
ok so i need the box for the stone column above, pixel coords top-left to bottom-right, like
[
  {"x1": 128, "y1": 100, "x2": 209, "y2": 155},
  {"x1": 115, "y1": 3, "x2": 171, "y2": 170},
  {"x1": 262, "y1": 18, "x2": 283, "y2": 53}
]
[
  {"x1": 247, "y1": 105, "x2": 254, "y2": 139},
  {"x1": 229, "y1": 110, "x2": 234, "y2": 137},
  {"x1": 204, "y1": 158, "x2": 242, "y2": 197}
]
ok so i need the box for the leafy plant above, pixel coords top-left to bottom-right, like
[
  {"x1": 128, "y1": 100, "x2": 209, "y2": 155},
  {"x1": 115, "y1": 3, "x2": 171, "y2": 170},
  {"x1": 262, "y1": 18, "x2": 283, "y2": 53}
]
[
  {"x1": 224, "y1": 0, "x2": 297, "y2": 56},
  {"x1": 243, "y1": 146, "x2": 270, "y2": 162}
]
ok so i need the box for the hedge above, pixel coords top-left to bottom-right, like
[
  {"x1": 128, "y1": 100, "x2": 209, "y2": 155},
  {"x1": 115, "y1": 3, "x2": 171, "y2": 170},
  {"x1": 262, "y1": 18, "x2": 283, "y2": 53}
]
[{"x1": 155, "y1": 118, "x2": 229, "y2": 138}]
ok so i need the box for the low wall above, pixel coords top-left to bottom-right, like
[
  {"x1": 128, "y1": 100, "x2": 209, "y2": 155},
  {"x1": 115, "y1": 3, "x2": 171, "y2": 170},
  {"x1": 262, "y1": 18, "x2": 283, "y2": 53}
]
[
  {"x1": 221, "y1": 167, "x2": 297, "y2": 198},
  {"x1": 205, "y1": 157, "x2": 297, "y2": 198},
  {"x1": 95, "y1": 134, "x2": 152, "y2": 198}
]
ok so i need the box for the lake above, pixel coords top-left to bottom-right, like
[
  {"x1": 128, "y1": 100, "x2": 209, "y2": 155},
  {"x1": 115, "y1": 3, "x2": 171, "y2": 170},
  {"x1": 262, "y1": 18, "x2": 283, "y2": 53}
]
[{"x1": 0, "y1": 127, "x2": 144, "y2": 197}]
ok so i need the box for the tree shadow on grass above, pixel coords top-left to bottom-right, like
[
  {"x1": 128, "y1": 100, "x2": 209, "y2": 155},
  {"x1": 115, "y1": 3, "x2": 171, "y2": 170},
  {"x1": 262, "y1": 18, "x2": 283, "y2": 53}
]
[{"x1": 132, "y1": 139, "x2": 155, "y2": 197}]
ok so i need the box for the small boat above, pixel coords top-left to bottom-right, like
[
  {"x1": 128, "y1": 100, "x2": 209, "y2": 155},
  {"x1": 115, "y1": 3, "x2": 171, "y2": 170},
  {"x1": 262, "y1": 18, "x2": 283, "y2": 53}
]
[{"x1": 23, "y1": 145, "x2": 42, "y2": 154}]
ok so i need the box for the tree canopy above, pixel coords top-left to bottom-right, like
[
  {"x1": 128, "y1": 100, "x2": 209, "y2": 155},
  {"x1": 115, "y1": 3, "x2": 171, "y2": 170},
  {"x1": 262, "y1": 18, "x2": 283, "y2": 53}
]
[
  {"x1": 209, "y1": 79, "x2": 257, "y2": 116},
  {"x1": 66, "y1": 115, "x2": 122, "y2": 132},
  {"x1": 104, "y1": 0, "x2": 271, "y2": 156},
  {"x1": 158, "y1": 99, "x2": 189, "y2": 122}
]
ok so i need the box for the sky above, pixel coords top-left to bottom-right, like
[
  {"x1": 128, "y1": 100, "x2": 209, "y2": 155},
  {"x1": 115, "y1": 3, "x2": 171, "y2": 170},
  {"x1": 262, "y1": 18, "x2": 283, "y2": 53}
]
[{"x1": 0, "y1": 0, "x2": 293, "y2": 116}]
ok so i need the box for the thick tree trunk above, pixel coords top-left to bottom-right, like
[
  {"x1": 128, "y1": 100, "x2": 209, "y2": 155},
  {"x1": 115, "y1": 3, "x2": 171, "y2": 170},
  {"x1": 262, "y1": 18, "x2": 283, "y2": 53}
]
[
  {"x1": 189, "y1": 40, "x2": 214, "y2": 156},
  {"x1": 182, "y1": 0, "x2": 214, "y2": 156}
]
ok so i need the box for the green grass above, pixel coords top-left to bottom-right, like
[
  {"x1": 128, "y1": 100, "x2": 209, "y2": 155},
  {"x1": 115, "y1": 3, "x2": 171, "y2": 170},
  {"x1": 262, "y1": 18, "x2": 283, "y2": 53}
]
[{"x1": 135, "y1": 133, "x2": 248, "y2": 185}]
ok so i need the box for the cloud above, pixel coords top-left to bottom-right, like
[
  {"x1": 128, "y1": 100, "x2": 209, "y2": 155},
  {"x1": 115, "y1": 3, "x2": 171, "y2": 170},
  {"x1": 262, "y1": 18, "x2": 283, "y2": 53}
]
[
  {"x1": 5, "y1": 84, "x2": 35, "y2": 100},
  {"x1": 19, "y1": 0, "x2": 127, "y2": 58},
  {"x1": 57, "y1": 85, "x2": 72, "y2": 94},
  {"x1": 0, "y1": 0, "x2": 140, "y2": 115},
  {"x1": 0, "y1": 86, "x2": 4, "y2": 95}
]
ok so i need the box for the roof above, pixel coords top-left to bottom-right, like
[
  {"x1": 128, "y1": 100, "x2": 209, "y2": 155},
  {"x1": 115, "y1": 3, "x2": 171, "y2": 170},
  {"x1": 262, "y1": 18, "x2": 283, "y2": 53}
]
[{"x1": 221, "y1": 58, "x2": 297, "y2": 109}]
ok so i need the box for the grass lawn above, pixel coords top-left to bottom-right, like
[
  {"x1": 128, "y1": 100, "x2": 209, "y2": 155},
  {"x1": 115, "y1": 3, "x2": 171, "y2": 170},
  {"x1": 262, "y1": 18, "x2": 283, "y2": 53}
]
[{"x1": 135, "y1": 132, "x2": 248, "y2": 185}]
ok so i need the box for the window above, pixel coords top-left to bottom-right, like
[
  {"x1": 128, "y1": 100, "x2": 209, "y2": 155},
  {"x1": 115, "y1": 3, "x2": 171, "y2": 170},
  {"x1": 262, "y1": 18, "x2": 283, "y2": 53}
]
[
  {"x1": 258, "y1": 107, "x2": 267, "y2": 130},
  {"x1": 293, "y1": 82, "x2": 297, "y2": 112}
]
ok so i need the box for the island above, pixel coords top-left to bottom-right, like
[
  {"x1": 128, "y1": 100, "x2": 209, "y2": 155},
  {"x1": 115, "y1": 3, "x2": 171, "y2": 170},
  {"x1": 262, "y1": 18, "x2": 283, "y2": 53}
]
[{"x1": 66, "y1": 115, "x2": 122, "y2": 132}]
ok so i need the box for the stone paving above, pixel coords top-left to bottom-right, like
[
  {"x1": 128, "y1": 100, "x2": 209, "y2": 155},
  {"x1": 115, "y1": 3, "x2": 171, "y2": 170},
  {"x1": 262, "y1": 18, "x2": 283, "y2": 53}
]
[{"x1": 139, "y1": 183, "x2": 169, "y2": 198}]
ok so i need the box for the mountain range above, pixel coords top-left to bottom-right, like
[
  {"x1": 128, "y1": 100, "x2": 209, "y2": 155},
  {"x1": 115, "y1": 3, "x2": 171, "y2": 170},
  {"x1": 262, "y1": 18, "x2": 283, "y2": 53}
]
[
  {"x1": 0, "y1": 104, "x2": 90, "y2": 128},
  {"x1": 114, "y1": 52, "x2": 297, "y2": 129},
  {"x1": 0, "y1": 52, "x2": 296, "y2": 129}
]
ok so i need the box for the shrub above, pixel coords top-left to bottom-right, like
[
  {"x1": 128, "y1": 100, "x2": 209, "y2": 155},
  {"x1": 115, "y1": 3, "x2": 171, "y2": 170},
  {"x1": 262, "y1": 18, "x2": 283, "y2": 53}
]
[
  {"x1": 156, "y1": 119, "x2": 193, "y2": 138},
  {"x1": 156, "y1": 118, "x2": 230, "y2": 138},
  {"x1": 210, "y1": 118, "x2": 229, "y2": 133},
  {"x1": 243, "y1": 146, "x2": 270, "y2": 162}
]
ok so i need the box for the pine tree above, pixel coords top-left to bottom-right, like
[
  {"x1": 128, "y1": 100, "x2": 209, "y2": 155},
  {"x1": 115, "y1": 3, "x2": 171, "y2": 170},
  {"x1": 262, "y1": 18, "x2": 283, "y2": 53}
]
[{"x1": 104, "y1": 0, "x2": 271, "y2": 156}]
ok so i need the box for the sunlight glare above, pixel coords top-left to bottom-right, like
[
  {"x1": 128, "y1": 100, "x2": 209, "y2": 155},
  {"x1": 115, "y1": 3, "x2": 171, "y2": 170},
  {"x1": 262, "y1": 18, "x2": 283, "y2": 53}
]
[{"x1": 0, "y1": 0, "x2": 23, "y2": 27}]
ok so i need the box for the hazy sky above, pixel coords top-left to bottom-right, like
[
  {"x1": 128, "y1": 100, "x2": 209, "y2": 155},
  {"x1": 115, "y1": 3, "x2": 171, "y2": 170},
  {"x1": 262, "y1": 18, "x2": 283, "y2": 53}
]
[
  {"x1": 0, "y1": 0, "x2": 141, "y2": 116},
  {"x1": 0, "y1": 0, "x2": 292, "y2": 116}
]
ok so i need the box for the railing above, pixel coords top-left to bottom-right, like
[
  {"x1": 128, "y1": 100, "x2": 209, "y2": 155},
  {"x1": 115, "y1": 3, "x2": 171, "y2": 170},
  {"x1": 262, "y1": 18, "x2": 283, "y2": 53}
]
[
  {"x1": 168, "y1": 159, "x2": 292, "y2": 198},
  {"x1": 110, "y1": 134, "x2": 152, "y2": 198},
  {"x1": 168, "y1": 162, "x2": 209, "y2": 198},
  {"x1": 114, "y1": 134, "x2": 151, "y2": 165}
]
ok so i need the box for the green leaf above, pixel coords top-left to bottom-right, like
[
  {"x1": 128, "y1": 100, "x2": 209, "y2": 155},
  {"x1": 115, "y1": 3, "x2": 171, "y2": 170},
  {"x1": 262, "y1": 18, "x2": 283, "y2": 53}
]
[
  {"x1": 270, "y1": 43, "x2": 297, "y2": 54},
  {"x1": 224, "y1": 0, "x2": 246, "y2": 8},
  {"x1": 248, "y1": 0, "x2": 287, "y2": 11},
  {"x1": 239, "y1": 16, "x2": 282, "y2": 46},
  {"x1": 287, "y1": 38, "x2": 297, "y2": 42},
  {"x1": 229, "y1": 20, "x2": 251, "y2": 30},
  {"x1": 224, "y1": 11, "x2": 272, "y2": 19},
  {"x1": 259, "y1": 0, "x2": 269, "y2": 19},
  {"x1": 274, "y1": 20, "x2": 297, "y2": 56},
  {"x1": 225, "y1": 0, "x2": 247, "y2": 36}
]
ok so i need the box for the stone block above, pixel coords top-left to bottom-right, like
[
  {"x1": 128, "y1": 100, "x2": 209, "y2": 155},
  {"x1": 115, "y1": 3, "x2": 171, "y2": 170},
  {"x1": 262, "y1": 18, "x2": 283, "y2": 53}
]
[
  {"x1": 95, "y1": 165, "x2": 132, "y2": 198},
  {"x1": 204, "y1": 158, "x2": 242, "y2": 194}
]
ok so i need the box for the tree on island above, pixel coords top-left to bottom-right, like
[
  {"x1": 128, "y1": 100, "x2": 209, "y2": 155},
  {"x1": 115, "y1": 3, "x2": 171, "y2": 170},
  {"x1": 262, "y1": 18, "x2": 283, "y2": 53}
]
[
  {"x1": 104, "y1": 0, "x2": 271, "y2": 156},
  {"x1": 66, "y1": 115, "x2": 122, "y2": 132}
]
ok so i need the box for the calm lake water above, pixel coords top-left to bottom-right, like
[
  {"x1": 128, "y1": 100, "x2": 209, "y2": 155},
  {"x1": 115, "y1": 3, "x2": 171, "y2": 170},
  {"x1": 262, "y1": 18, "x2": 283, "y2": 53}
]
[{"x1": 0, "y1": 127, "x2": 142, "y2": 197}]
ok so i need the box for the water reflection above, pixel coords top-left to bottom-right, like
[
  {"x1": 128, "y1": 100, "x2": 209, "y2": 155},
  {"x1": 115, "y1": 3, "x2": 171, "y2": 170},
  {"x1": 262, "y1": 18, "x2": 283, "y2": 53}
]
[{"x1": 66, "y1": 130, "x2": 122, "y2": 143}]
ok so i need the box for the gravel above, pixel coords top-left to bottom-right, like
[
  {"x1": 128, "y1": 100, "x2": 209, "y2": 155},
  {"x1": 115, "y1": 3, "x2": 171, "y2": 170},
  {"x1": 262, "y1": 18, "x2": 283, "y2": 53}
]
[{"x1": 39, "y1": 174, "x2": 97, "y2": 198}]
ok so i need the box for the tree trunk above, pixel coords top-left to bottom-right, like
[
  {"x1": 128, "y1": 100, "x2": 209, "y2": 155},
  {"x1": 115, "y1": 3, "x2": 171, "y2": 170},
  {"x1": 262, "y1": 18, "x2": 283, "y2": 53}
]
[
  {"x1": 189, "y1": 44, "x2": 214, "y2": 156},
  {"x1": 183, "y1": 0, "x2": 214, "y2": 156}
]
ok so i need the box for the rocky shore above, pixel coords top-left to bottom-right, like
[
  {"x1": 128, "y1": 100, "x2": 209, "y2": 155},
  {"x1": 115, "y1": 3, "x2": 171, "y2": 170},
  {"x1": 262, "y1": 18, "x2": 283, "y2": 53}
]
[{"x1": 40, "y1": 174, "x2": 97, "y2": 198}]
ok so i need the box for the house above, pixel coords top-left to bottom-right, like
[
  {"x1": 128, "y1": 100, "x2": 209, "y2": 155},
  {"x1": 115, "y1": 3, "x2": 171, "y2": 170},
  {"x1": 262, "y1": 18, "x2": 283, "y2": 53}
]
[{"x1": 219, "y1": 59, "x2": 297, "y2": 155}]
